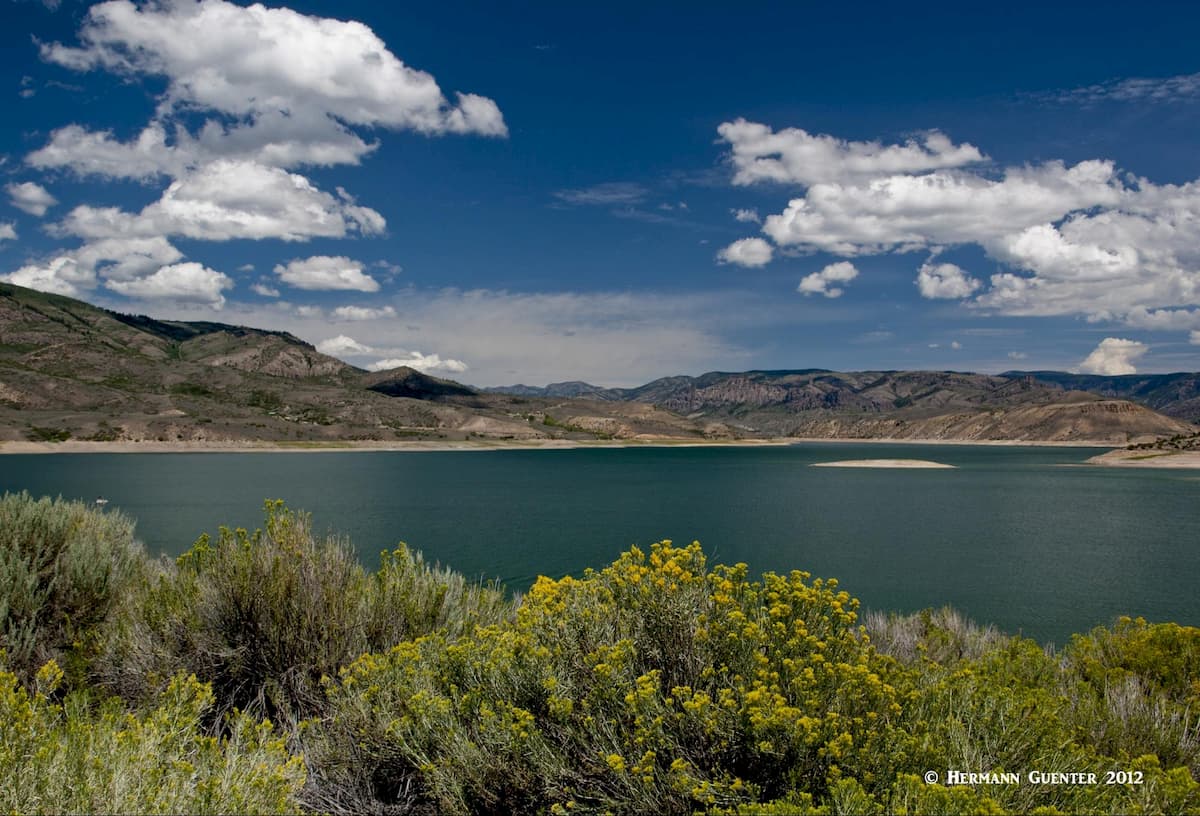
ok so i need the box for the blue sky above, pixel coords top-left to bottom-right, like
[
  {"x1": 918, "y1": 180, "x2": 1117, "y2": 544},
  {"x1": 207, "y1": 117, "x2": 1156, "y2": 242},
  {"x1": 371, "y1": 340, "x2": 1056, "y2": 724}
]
[{"x1": 3, "y1": 0, "x2": 1200, "y2": 385}]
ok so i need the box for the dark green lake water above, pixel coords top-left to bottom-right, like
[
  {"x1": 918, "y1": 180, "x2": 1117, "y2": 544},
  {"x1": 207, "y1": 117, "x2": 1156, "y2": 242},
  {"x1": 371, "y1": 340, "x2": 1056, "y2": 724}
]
[{"x1": 2, "y1": 443, "x2": 1196, "y2": 644}]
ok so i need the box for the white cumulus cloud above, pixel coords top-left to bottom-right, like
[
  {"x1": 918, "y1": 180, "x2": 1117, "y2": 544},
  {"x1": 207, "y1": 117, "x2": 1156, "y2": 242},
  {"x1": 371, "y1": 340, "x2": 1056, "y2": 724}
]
[
  {"x1": 762, "y1": 160, "x2": 1121, "y2": 256},
  {"x1": 719, "y1": 118, "x2": 984, "y2": 186},
  {"x1": 798, "y1": 261, "x2": 859, "y2": 298},
  {"x1": 1077, "y1": 337, "x2": 1148, "y2": 375},
  {"x1": 274, "y1": 256, "x2": 379, "y2": 292},
  {"x1": 58, "y1": 161, "x2": 385, "y2": 243},
  {"x1": 34, "y1": 0, "x2": 506, "y2": 182},
  {"x1": 2, "y1": 256, "x2": 86, "y2": 297},
  {"x1": 716, "y1": 237, "x2": 773, "y2": 268},
  {"x1": 367, "y1": 352, "x2": 468, "y2": 375},
  {"x1": 7, "y1": 182, "x2": 57, "y2": 217},
  {"x1": 104, "y1": 261, "x2": 232, "y2": 306},
  {"x1": 731, "y1": 208, "x2": 760, "y2": 223},
  {"x1": 20, "y1": 0, "x2": 503, "y2": 312},
  {"x1": 316, "y1": 334, "x2": 374, "y2": 356},
  {"x1": 0, "y1": 223, "x2": 16, "y2": 242},
  {"x1": 916, "y1": 261, "x2": 981, "y2": 299},
  {"x1": 723, "y1": 120, "x2": 1200, "y2": 331}
]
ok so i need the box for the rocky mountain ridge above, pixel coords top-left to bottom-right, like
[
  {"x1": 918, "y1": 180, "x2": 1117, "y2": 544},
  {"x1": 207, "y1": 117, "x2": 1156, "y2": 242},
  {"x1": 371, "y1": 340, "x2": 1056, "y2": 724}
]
[{"x1": 1, "y1": 282, "x2": 1195, "y2": 446}]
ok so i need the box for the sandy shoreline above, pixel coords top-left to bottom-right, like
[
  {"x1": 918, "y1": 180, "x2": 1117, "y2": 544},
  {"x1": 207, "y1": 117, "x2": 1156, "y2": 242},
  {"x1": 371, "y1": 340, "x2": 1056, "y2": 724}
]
[
  {"x1": 0, "y1": 437, "x2": 796, "y2": 455},
  {"x1": 811, "y1": 459, "x2": 955, "y2": 469},
  {"x1": 0, "y1": 436, "x2": 1132, "y2": 456}
]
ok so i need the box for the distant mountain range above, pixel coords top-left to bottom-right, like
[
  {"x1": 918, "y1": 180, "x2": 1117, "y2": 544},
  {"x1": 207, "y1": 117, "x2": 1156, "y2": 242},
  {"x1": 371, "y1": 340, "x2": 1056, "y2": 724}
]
[
  {"x1": 999, "y1": 371, "x2": 1200, "y2": 422},
  {"x1": 1, "y1": 282, "x2": 1195, "y2": 446},
  {"x1": 484, "y1": 368, "x2": 1200, "y2": 425}
]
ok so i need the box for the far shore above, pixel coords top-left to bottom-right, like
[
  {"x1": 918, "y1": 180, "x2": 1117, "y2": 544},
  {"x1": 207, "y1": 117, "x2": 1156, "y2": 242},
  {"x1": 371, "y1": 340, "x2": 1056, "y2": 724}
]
[
  {"x1": 1085, "y1": 449, "x2": 1200, "y2": 469},
  {"x1": 788, "y1": 437, "x2": 1116, "y2": 448},
  {"x1": 0, "y1": 435, "x2": 1124, "y2": 455},
  {"x1": 0, "y1": 437, "x2": 797, "y2": 455}
]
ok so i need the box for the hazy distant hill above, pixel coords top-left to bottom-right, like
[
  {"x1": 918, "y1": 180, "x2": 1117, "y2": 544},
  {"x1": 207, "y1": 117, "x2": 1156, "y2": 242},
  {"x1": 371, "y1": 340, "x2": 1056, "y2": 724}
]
[
  {"x1": 1, "y1": 282, "x2": 1194, "y2": 446},
  {"x1": 485, "y1": 369, "x2": 1197, "y2": 443},
  {"x1": 1005, "y1": 370, "x2": 1200, "y2": 423}
]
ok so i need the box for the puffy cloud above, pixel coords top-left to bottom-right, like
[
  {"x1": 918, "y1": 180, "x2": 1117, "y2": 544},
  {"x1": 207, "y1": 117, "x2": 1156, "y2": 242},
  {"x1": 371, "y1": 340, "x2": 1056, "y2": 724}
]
[
  {"x1": 30, "y1": 124, "x2": 177, "y2": 181},
  {"x1": 1191, "y1": 330, "x2": 1200, "y2": 345},
  {"x1": 104, "y1": 261, "x2": 232, "y2": 306},
  {"x1": 731, "y1": 208, "x2": 760, "y2": 223},
  {"x1": 0, "y1": 236, "x2": 188, "y2": 298},
  {"x1": 974, "y1": 196, "x2": 1200, "y2": 319},
  {"x1": 1077, "y1": 337, "x2": 1148, "y2": 375},
  {"x1": 314, "y1": 333, "x2": 465, "y2": 375},
  {"x1": 58, "y1": 160, "x2": 385, "y2": 243},
  {"x1": 1, "y1": 256, "x2": 87, "y2": 297},
  {"x1": 1008, "y1": 351, "x2": 1028, "y2": 360},
  {"x1": 7, "y1": 182, "x2": 57, "y2": 217},
  {"x1": 30, "y1": 115, "x2": 377, "y2": 181},
  {"x1": 37, "y1": 0, "x2": 506, "y2": 182},
  {"x1": 0, "y1": 223, "x2": 15, "y2": 242},
  {"x1": 274, "y1": 256, "x2": 379, "y2": 292},
  {"x1": 716, "y1": 237, "x2": 773, "y2": 268},
  {"x1": 252, "y1": 282, "x2": 280, "y2": 298},
  {"x1": 332, "y1": 304, "x2": 396, "y2": 321},
  {"x1": 798, "y1": 261, "x2": 859, "y2": 298},
  {"x1": 22, "y1": 0, "x2": 499, "y2": 313},
  {"x1": 719, "y1": 118, "x2": 984, "y2": 186},
  {"x1": 727, "y1": 120, "x2": 1200, "y2": 328},
  {"x1": 367, "y1": 352, "x2": 468, "y2": 375},
  {"x1": 73, "y1": 236, "x2": 183, "y2": 281},
  {"x1": 316, "y1": 334, "x2": 374, "y2": 356},
  {"x1": 1109, "y1": 307, "x2": 1200, "y2": 332},
  {"x1": 916, "y1": 261, "x2": 981, "y2": 299},
  {"x1": 762, "y1": 160, "x2": 1121, "y2": 255}
]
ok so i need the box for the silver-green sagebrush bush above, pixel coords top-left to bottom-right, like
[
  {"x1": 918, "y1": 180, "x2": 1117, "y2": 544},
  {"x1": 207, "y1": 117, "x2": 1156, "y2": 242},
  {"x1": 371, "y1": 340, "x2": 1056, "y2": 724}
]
[
  {"x1": 98, "y1": 500, "x2": 516, "y2": 724},
  {"x1": 0, "y1": 492, "x2": 141, "y2": 686}
]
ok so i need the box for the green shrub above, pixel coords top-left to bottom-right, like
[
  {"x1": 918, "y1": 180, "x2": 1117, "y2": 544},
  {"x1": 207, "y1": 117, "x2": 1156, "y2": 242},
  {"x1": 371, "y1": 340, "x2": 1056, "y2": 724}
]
[
  {"x1": 98, "y1": 501, "x2": 515, "y2": 725},
  {"x1": 0, "y1": 492, "x2": 141, "y2": 686},
  {"x1": 314, "y1": 542, "x2": 906, "y2": 815},
  {"x1": 0, "y1": 660, "x2": 304, "y2": 815},
  {"x1": 25, "y1": 427, "x2": 71, "y2": 442},
  {"x1": 1062, "y1": 618, "x2": 1200, "y2": 776}
]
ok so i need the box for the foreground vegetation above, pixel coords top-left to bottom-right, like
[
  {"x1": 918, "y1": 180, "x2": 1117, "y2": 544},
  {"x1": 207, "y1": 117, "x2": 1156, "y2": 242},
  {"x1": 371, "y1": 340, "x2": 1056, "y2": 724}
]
[{"x1": 0, "y1": 493, "x2": 1197, "y2": 814}]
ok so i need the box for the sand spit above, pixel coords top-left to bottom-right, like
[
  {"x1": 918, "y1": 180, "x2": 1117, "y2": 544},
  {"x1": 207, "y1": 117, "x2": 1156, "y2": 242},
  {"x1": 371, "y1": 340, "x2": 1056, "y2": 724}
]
[
  {"x1": 811, "y1": 459, "x2": 956, "y2": 469},
  {"x1": 1085, "y1": 450, "x2": 1200, "y2": 469}
]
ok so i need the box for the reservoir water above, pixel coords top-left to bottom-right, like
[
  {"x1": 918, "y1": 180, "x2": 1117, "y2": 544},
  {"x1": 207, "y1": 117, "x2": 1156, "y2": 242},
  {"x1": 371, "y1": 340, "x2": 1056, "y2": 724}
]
[{"x1": 1, "y1": 442, "x2": 1196, "y2": 644}]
